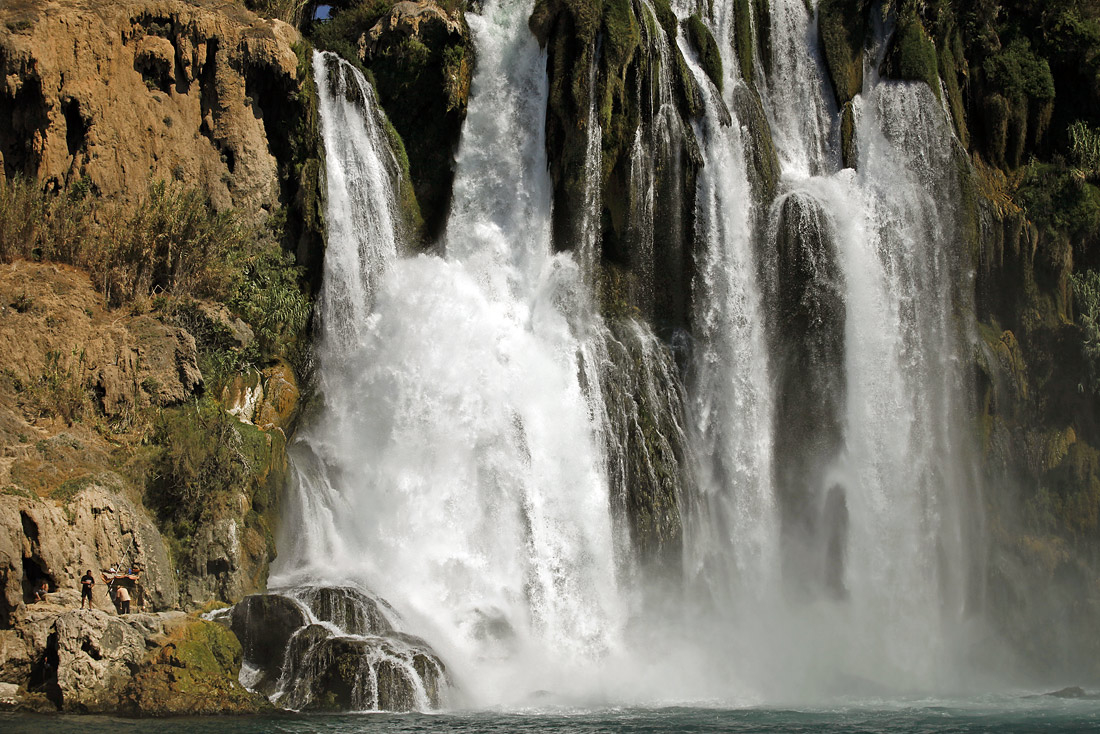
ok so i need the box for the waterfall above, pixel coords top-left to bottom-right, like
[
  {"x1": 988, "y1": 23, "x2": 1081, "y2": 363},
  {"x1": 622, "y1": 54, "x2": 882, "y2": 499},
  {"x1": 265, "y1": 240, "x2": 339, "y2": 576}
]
[
  {"x1": 275, "y1": 3, "x2": 630, "y2": 707},
  {"x1": 272, "y1": 0, "x2": 987, "y2": 709}
]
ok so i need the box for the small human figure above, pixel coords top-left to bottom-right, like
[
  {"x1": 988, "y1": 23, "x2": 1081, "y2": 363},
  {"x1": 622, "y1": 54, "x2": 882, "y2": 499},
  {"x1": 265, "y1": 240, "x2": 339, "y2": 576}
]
[
  {"x1": 33, "y1": 580, "x2": 48, "y2": 603},
  {"x1": 80, "y1": 569, "x2": 95, "y2": 609},
  {"x1": 115, "y1": 584, "x2": 131, "y2": 615}
]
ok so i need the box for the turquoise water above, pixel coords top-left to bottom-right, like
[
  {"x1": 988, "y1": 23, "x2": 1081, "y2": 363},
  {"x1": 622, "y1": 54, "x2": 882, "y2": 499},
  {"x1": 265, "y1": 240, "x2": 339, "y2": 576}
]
[{"x1": 5, "y1": 699, "x2": 1100, "y2": 733}]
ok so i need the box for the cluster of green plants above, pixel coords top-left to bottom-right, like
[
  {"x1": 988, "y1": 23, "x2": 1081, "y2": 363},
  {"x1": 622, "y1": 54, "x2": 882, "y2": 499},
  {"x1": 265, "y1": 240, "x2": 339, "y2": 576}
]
[
  {"x1": 0, "y1": 177, "x2": 312, "y2": 391},
  {"x1": 144, "y1": 397, "x2": 274, "y2": 560},
  {"x1": 8, "y1": 349, "x2": 91, "y2": 425},
  {"x1": 1016, "y1": 162, "x2": 1100, "y2": 243},
  {"x1": 1071, "y1": 269, "x2": 1100, "y2": 397},
  {"x1": 244, "y1": 0, "x2": 312, "y2": 25},
  {"x1": 684, "y1": 13, "x2": 723, "y2": 93}
]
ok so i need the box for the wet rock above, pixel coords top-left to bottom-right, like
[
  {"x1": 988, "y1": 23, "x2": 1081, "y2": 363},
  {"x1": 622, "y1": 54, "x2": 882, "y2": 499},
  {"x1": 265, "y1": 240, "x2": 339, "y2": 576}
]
[
  {"x1": 291, "y1": 585, "x2": 393, "y2": 636},
  {"x1": 119, "y1": 618, "x2": 271, "y2": 715},
  {"x1": 229, "y1": 587, "x2": 449, "y2": 711},
  {"x1": 229, "y1": 593, "x2": 307, "y2": 672},
  {"x1": 284, "y1": 635, "x2": 445, "y2": 712},
  {"x1": 1045, "y1": 686, "x2": 1100, "y2": 699},
  {"x1": 223, "y1": 361, "x2": 300, "y2": 432}
]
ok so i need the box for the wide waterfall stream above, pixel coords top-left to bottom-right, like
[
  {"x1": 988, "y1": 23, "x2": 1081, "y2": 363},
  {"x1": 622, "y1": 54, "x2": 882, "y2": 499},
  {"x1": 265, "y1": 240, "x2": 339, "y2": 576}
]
[{"x1": 267, "y1": 0, "x2": 991, "y2": 709}]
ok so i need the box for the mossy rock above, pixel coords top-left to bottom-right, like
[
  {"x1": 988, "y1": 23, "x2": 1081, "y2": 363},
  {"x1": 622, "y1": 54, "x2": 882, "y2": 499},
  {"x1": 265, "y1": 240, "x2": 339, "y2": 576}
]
[
  {"x1": 119, "y1": 619, "x2": 272, "y2": 716},
  {"x1": 731, "y1": 84, "x2": 780, "y2": 206},
  {"x1": 309, "y1": 0, "x2": 472, "y2": 242},
  {"x1": 818, "y1": 0, "x2": 868, "y2": 105},
  {"x1": 840, "y1": 100, "x2": 857, "y2": 169},
  {"x1": 683, "y1": 13, "x2": 722, "y2": 93},
  {"x1": 883, "y1": 12, "x2": 940, "y2": 100}
]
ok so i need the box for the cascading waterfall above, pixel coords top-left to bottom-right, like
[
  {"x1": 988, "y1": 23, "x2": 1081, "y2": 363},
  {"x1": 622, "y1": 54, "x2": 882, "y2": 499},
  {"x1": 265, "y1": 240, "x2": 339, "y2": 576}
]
[
  {"x1": 271, "y1": 0, "x2": 990, "y2": 709},
  {"x1": 275, "y1": 2, "x2": 632, "y2": 707}
]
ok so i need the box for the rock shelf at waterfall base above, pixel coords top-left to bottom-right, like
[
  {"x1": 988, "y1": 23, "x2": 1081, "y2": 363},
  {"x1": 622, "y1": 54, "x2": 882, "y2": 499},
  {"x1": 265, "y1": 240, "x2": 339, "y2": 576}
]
[{"x1": 3, "y1": 0, "x2": 1100, "y2": 718}]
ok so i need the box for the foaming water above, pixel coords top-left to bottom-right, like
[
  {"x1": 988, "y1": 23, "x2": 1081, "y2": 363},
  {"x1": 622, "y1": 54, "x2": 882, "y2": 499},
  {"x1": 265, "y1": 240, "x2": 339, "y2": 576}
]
[
  {"x1": 276, "y1": 0, "x2": 991, "y2": 711},
  {"x1": 276, "y1": 2, "x2": 629, "y2": 707}
]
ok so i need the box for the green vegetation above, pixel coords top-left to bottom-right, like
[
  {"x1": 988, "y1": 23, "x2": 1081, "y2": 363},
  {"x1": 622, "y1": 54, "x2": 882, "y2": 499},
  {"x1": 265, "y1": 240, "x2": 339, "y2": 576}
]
[
  {"x1": 145, "y1": 397, "x2": 278, "y2": 562},
  {"x1": 684, "y1": 13, "x2": 723, "y2": 93},
  {"x1": 818, "y1": 0, "x2": 868, "y2": 105},
  {"x1": 1071, "y1": 269, "x2": 1100, "y2": 397},
  {"x1": 1016, "y1": 162, "x2": 1100, "y2": 243},
  {"x1": 0, "y1": 177, "x2": 312, "y2": 390},
  {"x1": 245, "y1": 0, "x2": 311, "y2": 25},
  {"x1": 1070, "y1": 120, "x2": 1100, "y2": 179},
  {"x1": 884, "y1": 11, "x2": 940, "y2": 99}
]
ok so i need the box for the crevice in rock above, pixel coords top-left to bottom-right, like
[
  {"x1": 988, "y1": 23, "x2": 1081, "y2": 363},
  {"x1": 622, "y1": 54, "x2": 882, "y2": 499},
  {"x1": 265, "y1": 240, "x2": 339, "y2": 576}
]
[{"x1": 62, "y1": 97, "x2": 89, "y2": 158}]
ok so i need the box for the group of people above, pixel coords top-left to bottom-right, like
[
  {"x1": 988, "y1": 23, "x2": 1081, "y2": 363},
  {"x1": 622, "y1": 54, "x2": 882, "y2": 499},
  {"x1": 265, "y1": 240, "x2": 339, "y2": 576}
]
[{"x1": 76, "y1": 564, "x2": 142, "y2": 613}]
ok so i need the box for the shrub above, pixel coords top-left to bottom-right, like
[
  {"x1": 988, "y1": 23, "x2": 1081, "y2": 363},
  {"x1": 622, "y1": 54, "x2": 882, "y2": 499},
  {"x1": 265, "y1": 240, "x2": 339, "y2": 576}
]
[
  {"x1": 1017, "y1": 162, "x2": 1100, "y2": 241},
  {"x1": 984, "y1": 37, "x2": 1055, "y2": 104},
  {"x1": 1072, "y1": 268, "x2": 1100, "y2": 396},
  {"x1": 146, "y1": 399, "x2": 252, "y2": 541}
]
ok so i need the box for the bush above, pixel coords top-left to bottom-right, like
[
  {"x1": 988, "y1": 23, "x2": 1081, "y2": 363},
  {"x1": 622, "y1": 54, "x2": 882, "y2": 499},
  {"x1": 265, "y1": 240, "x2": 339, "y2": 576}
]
[
  {"x1": 1070, "y1": 120, "x2": 1100, "y2": 177},
  {"x1": 1072, "y1": 268, "x2": 1100, "y2": 396},
  {"x1": 0, "y1": 178, "x2": 312, "y2": 379},
  {"x1": 984, "y1": 37, "x2": 1055, "y2": 104},
  {"x1": 146, "y1": 400, "x2": 252, "y2": 541},
  {"x1": 1017, "y1": 162, "x2": 1100, "y2": 241},
  {"x1": 99, "y1": 182, "x2": 250, "y2": 307}
]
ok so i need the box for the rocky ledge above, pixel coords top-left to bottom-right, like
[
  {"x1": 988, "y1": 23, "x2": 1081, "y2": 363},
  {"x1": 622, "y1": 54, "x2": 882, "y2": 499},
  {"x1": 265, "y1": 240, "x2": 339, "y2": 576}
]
[{"x1": 0, "y1": 605, "x2": 269, "y2": 714}]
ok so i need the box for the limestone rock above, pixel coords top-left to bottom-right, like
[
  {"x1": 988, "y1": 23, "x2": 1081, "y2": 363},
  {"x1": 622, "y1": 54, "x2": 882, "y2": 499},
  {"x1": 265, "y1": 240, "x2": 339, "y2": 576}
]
[
  {"x1": 0, "y1": 261, "x2": 204, "y2": 423},
  {"x1": 223, "y1": 361, "x2": 300, "y2": 432},
  {"x1": 0, "y1": 483, "x2": 179, "y2": 626},
  {"x1": 118, "y1": 618, "x2": 271, "y2": 715},
  {"x1": 229, "y1": 587, "x2": 449, "y2": 711},
  {"x1": 362, "y1": 1, "x2": 466, "y2": 57},
  {"x1": 0, "y1": 0, "x2": 301, "y2": 216},
  {"x1": 52, "y1": 609, "x2": 147, "y2": 711},
  {"x1": 229, "y1": 592, "x2": 307, "y2": 672}
]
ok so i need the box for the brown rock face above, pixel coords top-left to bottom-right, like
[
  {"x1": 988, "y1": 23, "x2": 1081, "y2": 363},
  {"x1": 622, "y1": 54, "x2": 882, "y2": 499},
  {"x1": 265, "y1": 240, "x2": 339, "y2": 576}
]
[
  {"x1": 223, "y1": 360, "x2": 300, "y2": 433},
  {"x1": 0, "y1": 0, "x2": 300, "y2": 215},
  {"x1": 0, "y1": 261, "x2": 203, "y2": 427},
  {"x1": 0, "y1": 484, "x2": 179, "y2": 626}
]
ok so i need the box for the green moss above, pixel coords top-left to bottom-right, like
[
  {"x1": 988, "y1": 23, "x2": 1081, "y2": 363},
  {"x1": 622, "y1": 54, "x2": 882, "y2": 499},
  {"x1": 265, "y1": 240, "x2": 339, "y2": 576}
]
[
  {"x1": 651, "y1": 0, "x2": 677, "y2": 40},
  {"x1": 938, "y1": 40, "x2": 969, "y2": 148},
  {"x1": 731, "y1": 84, "x2": 780, "y2": 203},
  {"x1": 733, "y1": 0, "x2": 754, "y2": 83},
  {"x1": 379, "y1": 110, "x2": 426, "y2": 240},
  {"x1": 884, "y1": 12, "x2": 940, "y2": 99},
  {"x1": 309, "y1": 0, "x2": 469, "y2": 240},
  {"x1": 818, "y1": 0, "x2": 867, "y2": 105},
  {"x1": 684, "y1": 13, "x2": 723, "y2": 93}
]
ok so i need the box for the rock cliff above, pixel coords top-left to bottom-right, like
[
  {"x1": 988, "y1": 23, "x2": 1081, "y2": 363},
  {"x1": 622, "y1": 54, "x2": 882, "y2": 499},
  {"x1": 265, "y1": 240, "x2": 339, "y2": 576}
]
[{"x1": 1, "y1": 0, "x2": 301, "y2": 215}]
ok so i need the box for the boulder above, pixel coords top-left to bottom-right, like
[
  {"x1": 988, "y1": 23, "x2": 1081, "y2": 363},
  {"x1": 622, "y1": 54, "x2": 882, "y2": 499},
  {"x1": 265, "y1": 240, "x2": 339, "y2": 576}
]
[
  {"x1": 229, "y1": 593, "x2": 307, "y2": 672},
  {"x1": 118, "y1": 618, "x2": 272, "y2": 715},
  {"x1": 52, "y1": 610, "x2": 146, "y2": 711},
  {"x1": 282, "y1": 635, "x2": 445, "y2": 712},
  {"x1": 290, "y1": 585, "x2": 393, "y2": 636},
  {"x1": 228, "y1": 587, "x2": 450, "y2": 711}
]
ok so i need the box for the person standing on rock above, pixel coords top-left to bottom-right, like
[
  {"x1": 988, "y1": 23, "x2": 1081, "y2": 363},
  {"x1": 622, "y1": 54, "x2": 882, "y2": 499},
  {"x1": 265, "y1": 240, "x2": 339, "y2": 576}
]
[
  {"x1": 80, "y1": 570, "x2": 95, "y2": 609},
  {"x1": 115, "y1": 583, "x2": 131, "y2": 615}
]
